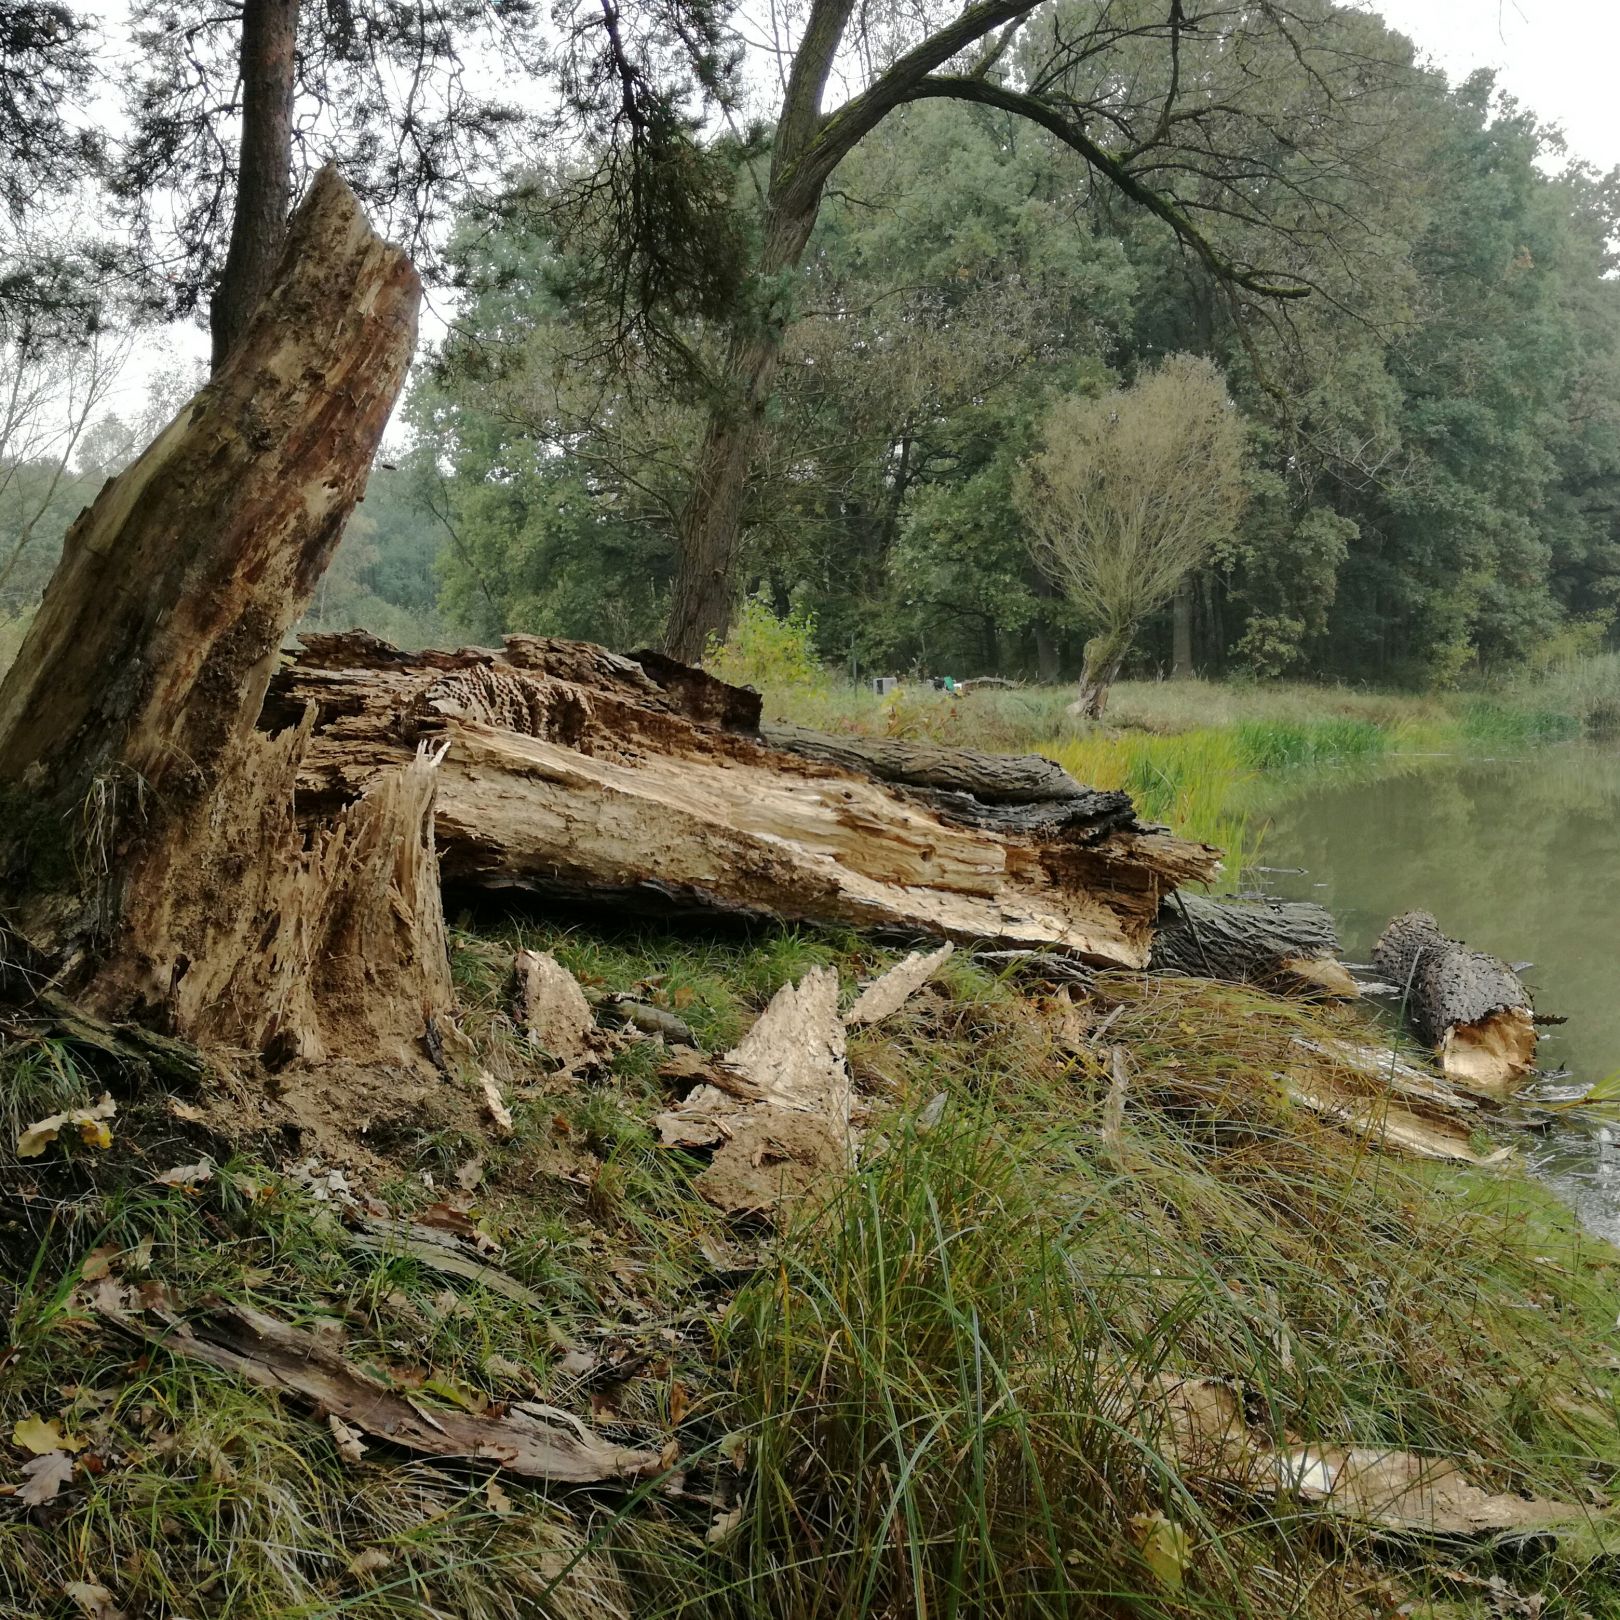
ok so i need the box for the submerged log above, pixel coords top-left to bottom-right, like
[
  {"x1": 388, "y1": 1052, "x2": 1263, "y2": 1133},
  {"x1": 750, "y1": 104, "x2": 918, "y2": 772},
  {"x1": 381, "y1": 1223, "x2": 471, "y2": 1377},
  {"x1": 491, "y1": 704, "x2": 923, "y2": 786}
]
[
  {"x1": 0, "y1": 168, "x2": 437, "y2": 1065},
  {"x1": 1372, "y1": 911, "x2": 1537, "y2": 1092},
  {"x1": 267, "y1": 633, "x2": 1219, "y2": 970},
  {"x1": 1150, "y1": 894, "x2": 1358, "y2": 997}
]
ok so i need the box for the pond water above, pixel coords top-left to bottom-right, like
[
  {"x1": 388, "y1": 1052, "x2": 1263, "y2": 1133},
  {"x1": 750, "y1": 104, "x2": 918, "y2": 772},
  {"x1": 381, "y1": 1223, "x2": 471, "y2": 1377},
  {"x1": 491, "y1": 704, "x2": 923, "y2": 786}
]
[{"x1": 1252, "y1": 745, "x2": 1620, "y2": 1240}]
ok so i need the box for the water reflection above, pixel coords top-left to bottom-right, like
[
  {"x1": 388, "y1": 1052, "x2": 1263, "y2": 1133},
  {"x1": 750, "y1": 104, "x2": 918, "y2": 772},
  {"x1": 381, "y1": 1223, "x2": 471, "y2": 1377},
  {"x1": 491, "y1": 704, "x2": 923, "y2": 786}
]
[{"x1": 1254, "y1": 746, "x2": 1620, "y2": 1239}]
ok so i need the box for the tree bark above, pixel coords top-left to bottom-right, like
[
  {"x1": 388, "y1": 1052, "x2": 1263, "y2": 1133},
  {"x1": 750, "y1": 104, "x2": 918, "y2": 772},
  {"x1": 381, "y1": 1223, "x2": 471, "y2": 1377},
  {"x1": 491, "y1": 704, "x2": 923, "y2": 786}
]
[
  {"x1": 0, "y1": 167, "x2": 432, "y2": 1062},
  {"x1": 1372, "y1": 911, "x2": 1537, "y2": 1093},
  {"x1": 1171, "y1": 578, "x2": 1195, "y2": 679},
  {"x1": 663, "y1": 203, "x2": 819, "y2": 662},
  {"x1": 1071, "y1": 626, "x2": 1132, "y2": 720},
  {"x1": 210, "y1": 0, "x2": 300, "y2": 372},
  {"x1": 1150, "y1": 894, "x2": 1358, "y2": 998},
  {"x1": 268, "y1": 632, "x2": 1221, "y2": 969}
]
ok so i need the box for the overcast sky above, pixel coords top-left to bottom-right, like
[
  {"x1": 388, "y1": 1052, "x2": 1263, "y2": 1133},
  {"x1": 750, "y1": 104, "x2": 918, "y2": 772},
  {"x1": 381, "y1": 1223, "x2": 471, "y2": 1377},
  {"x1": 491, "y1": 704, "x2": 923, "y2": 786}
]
[{"x1": 1375, "y1": 0, "x2": 1619, "y2": 170}]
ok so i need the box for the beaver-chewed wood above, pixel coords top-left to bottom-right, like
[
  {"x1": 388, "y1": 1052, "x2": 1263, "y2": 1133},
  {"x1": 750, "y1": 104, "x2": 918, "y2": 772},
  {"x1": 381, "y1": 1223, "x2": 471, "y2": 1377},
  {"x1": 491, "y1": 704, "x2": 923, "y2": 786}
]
[
  {"x1": 1149, "y1": 894, "x2": 1358, "y2": 997},
  {"x1": 268, "y1": 632, "x2": 1220, "y2": 970},
  {"x1": 1373, "y1": 910, "x2": 1536, "y2": 1092}
]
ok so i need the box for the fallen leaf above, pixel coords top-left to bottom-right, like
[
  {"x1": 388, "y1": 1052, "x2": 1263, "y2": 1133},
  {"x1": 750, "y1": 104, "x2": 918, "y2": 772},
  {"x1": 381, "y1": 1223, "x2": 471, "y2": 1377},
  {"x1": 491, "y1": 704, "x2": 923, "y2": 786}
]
[
  {"x1": 80, "y1": 1247, "x2": 116, "y2": 1283},
  {"x1": 347, "y1": 1547, "x2": 393, "y2": 1580},
  {"x1": 455, "y1": 1156, "x2": 485, "y2": 1191},
  {"x1": 13, "y1": 1415, "x2": 85, "y2": 1456},
  {"x1": 719, "y1": 1431, "x2": 748, "y2": 1472},
  {"x1": 153, "y1": 1159, "x2": 214, "y2": 1191},
  {"x1": 17, "y1": 1451, "x2": 75, "y2": 1507},
  {"x1": 63, "y1": 1580, "x2": 125, "y2": 1620},
  {"x1": 485, "y1": 1476, "x2": 515, "y2": 1516},
  {"x1": 669, "y1": 1382, "x2": 691, "y2": 1427},
  {"x1": 1131, "y1": 1512, "x2": 1190, "y2": 1590},
  {"x1": 328, "y1": 1414, "x2": 367, "y2": 1465},
  {"x1": 480, "y1": 1072, "x2": 513, "y2": 1134},
  {"x1": 167, "y1": 1100, "x2": 206, "y2": 1123},
  {"x1": 484, "y1": 1354, "x2": 532, "y2": 1386},
  {"x1": 706, "y1": 1506, "x2": 743, "y2": 1545},
  {"x1": 17, "y1": 1094, "x2": 116, "y2": 1158}
]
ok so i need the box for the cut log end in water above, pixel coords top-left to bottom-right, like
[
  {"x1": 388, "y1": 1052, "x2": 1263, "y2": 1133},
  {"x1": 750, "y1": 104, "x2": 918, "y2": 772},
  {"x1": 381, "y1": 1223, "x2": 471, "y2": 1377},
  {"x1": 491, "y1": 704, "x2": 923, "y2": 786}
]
[{"x1": 1373, "y1": 911, "x2": 1537, "y2": 1092}]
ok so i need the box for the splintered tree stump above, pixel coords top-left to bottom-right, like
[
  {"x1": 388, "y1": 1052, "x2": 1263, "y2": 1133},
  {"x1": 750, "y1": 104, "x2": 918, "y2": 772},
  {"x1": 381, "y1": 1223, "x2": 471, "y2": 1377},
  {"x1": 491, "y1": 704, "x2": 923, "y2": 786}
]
[
  {"x1": 1373, "y1": 911, "x2": 1536, "y2": 1092},
  {"x1": 0, "y1": 166, "x2": 437, "y2": 1066},
  {"x1": 266, "y1": 632, "x2": 1220, "y2": 969},
  {"x1": 1150, "y1": 894, "x2": 1358, "y2": 997}
]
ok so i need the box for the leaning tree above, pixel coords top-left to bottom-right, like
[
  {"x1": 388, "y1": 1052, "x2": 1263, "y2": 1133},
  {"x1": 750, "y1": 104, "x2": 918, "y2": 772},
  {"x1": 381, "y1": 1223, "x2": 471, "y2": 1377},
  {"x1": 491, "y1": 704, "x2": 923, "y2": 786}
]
[{"x1": 543, "y1": 0, "x2": 1418, "y2": 658}]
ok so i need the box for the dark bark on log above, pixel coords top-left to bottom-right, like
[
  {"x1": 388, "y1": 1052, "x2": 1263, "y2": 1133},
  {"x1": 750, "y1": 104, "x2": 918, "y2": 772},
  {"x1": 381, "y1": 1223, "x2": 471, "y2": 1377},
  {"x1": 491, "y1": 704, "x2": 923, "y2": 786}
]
[
  {"x1": 269, "y1": 632, "x2": 1220, "y2": 969},
  {"x1": 1373, "y1": 911, "x2": 1536, "y2": 1092},
  {"x1": 1150, "y1": 894, "x2": 1358, "y2": 997},
  {"x1": 0, "y1": 168, "x2": 438, "y2": 1067},
  {"x1": 759, "y1": 723, "x2": 1094, "y2": 803}
]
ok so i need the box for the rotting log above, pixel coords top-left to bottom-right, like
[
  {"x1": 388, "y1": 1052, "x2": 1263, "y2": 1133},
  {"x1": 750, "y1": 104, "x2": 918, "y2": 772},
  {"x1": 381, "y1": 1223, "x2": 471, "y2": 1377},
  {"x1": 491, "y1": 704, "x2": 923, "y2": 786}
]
[
  {"x1": 266, "y1": 633, "x2": 1220, "y2": 970},
  {"x1": 0, "y1": 166, "x2": 438, "y2": 1067},
  {"x1": 1150, "y1": 894, "x2": 1358, "y2": 998},
  {"x1": 1373, "y1": 911, "x2": 1536, "y2": 1092}
]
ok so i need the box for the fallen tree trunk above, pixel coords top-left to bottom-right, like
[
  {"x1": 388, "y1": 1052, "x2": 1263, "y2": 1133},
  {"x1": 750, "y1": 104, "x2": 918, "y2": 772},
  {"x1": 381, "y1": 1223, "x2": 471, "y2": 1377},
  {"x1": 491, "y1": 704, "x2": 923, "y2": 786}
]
[
  {"x1": 267, "y1": 633, "x2": 1220, "y2": 970},
  {"x1": 0, "y1": 167, "x2": 439, "y2": 1066},
  {"x1": 1373, "y1": 911, "x2": 1536, "y2": 1092},
  {"x1": 1150, "y1": 894, "x2": 1358, "y2": 998}
]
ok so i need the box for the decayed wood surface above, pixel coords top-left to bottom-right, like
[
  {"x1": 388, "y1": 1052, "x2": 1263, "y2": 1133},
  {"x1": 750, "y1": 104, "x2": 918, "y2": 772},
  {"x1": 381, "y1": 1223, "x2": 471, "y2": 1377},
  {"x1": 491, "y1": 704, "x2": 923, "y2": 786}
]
[
  {"x1": 1373, "y1": 911, "x2": 1536, "y2": 1092},
  {"x1": 268, "y1": 633, "x2": 1219, "y2": 970},
  {"x1": 0, "y1": 168, "x2": 436, "y2": 1064},
  {"x1": 1150, "y1": 894, "x2": 1358, "y2": 997}
]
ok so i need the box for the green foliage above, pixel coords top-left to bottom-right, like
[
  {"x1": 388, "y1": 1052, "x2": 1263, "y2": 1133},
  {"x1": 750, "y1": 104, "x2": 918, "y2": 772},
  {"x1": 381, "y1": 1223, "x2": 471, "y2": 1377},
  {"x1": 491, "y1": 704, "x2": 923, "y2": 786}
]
[{"x1": 702, "y1": 595, "x2": 821, "y2": 692}]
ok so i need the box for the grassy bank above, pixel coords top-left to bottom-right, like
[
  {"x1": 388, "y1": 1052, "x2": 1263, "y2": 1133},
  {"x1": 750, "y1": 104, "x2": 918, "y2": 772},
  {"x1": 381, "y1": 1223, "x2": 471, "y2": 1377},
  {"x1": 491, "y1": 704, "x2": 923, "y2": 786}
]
[
  {"x1": 2, "y1": 917, "x2": 1618, "y2": 1618},
  {"x1": 754, "y1": 659, "x2": 1620, "y2": 879}
]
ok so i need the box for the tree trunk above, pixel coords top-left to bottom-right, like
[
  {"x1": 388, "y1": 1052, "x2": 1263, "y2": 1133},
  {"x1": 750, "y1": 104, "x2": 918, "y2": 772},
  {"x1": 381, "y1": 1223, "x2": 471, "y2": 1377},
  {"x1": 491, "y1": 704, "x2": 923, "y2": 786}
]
[
  {"x1": 268, "y1": 632, "x2": 1221, "y2": 969},
  {"x1": 1071, "y1": 627, "x2": 1132, "y2": 720},
  {"x1": 0, "y1": 167, "x2": 433, "y2": 1063},
  {"x1": 1150, "y1": 894, "x2": 1358, "y2": 998},
  {"x1": 1171, "y1": 578, "x2": 1195, "y2": 679},
  {"x1": 210, "y1": 0, "x2": 300, "y2": 371},
  {"x1": 1372, "y1": 911, "x2": 1537, "y2": 1093},
  {"x1": 663, "y1": 204, "x2": 820, "y2": 662}
]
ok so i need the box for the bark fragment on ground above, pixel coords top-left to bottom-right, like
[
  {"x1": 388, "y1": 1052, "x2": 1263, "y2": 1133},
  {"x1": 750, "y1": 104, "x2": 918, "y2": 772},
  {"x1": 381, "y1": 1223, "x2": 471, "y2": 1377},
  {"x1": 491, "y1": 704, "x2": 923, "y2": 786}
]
[
  {"x1": 269, "y1": 633, "x2": 1218, "y2": 970},
  {"x1": 99, "y1": 1298, "x2": 661, "y2": 1485},
  {"x1": 656, "y1": 967, "x2": 853, "y2": 1218},
  {"x1": 1373, "y1": 911, "x2": 1537, "y2": 1092},
  {"x1": 1129, "y1": 1374, "x2": 1584, "y2": 1537},
  {"x1": 1151, "y1": 894, "x2": 1358, "y2": 998}
]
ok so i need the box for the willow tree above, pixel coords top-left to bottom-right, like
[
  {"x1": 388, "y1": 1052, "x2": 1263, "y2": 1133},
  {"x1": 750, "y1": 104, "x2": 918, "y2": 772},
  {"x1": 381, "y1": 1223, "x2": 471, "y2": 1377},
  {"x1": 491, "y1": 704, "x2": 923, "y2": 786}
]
[
  {"x1": 545, "y1": 0, "x2": 1413, "y2": 658},
  {"x1": 1018, "y1": 354, "x2": 1245, "y2": 718}
]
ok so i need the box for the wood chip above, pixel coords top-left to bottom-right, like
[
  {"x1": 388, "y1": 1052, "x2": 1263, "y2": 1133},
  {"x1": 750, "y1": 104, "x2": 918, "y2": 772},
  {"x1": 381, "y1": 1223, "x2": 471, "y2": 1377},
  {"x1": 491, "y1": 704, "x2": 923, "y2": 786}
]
[
  {"x1": 480, "y1": 1071, "x2": 513, "y2": 1134},
  {"x1": 845, "y1": 943, "x2": 954, "y2": 1027},
  {"x1": 513, "y1": 949, "x2": 595, "y2": 1064}
]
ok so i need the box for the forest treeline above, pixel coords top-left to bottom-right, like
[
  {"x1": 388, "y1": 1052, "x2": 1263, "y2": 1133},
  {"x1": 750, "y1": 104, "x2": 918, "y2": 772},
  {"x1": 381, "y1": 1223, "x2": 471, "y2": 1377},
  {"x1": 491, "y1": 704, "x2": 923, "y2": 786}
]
[{"x1": 4, "y1": 2, "x2": 1620, "y2": 687}]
